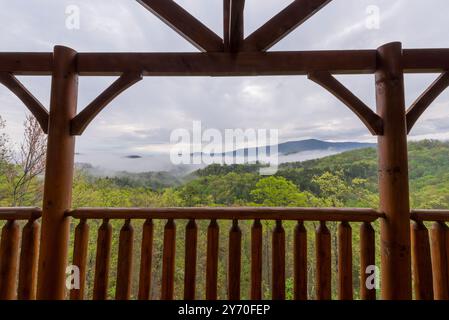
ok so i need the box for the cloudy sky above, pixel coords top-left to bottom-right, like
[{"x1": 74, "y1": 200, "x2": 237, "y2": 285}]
[{"x1": 1, "y1": 0, "x2": 449, "y2": 170}]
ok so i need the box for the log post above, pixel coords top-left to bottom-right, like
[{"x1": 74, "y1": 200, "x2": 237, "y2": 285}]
[
  {"x1": 37, "y1": 45, "x2": 78, "y2": 299},
  {"x1": 376, "y1": 42, "x2": 412, "y2": 299}
]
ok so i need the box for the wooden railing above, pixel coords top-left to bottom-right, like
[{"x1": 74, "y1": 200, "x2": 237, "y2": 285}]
[
  {"x1": 0, "y1": 207, "x2": 41, "y2": 300},
  {"x1": 411, "y1": 210, "x2": 449, "y2": 300},
  {"x1": 2, "y1": 206, "x2": 449, "y2": 300},
  {"x1": 65, "y1": 207, "x2": 382, "y2": 300}
]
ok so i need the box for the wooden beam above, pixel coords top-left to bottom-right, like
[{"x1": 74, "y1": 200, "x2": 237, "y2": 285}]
[
  {"x1": 0, "y1": 207, "x2": 41, "y2": 221},
  {"x1": 243, "y1": 0, "x2": 332, "y2": 51},
  {"x1": 0, "y1": 72, "x2": 49, "y2": 133},
  {"x1": 67, "y1": 207, "x2": 384, "y2": 222},
  {"x1": 137, "y1": 0, "x2": 223, "y2": 52},
  {"x1": 37, "y1": 46, "x2": 78, "y2": 300},
  {"x1": 3, "y1": 48, "x2": 449, "y2": 76},
  {"x1": 223, "y1": 0, "x2": 230, "y2": 50},
  {"x1": 412, "y1": 209, "x2": 449, "y2": 222},
  {"x1": 376, "y1": 42, "x2": 412, "y2": 300},
  {"x1": 224, "y1": 0, "x2": 245, "y2": 52},
  {"x1": 406, "y1": 71, "x2": 449, "y2": 134},
  {"x1": 77, "y1": 50, "x2": 377, "y2": 76},
  {"x1": 308, "y1": 71, "x2": 383, "y2": 135},
  {"x1": 0, "y1": 53, "x2": 53, "y2": 75},
  {"x1": 71, "y1": 72, "x2": 142, "y2": 135},
  {"x1": 403, "y1": 49, "x2": 449, "y2": 73}
]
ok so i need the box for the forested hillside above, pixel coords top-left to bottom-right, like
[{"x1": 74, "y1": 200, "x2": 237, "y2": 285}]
[{"x1": 1, "y1": 121, "x2": 449, "y2": 299}]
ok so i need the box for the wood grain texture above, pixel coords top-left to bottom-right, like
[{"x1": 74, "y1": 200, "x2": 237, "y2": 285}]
[
  {"x1": 338, "y1": 221, "x2": 353, "y2": 300},
  {"x1": 360, "y1": 222, "x2": 376, "y2": 300},
  {"x1": 70, "y1": 219, "x2": 89, "y2": 300},
  {"x1": 430, "y1": 222, "x2": 449, "y2": 299},
  {"x1": 294, "y1": 221, "x2": 307, "y2": 300},
  {"x1": 228, "y1": 219, "x2": 241, "y2": 300},
  {"x1": 138, "y1": 219, "x2": 153, "y2": 300},
  {"x1": 376, "y1": 42, "x2": 412, "y2": 300},
  {"x1": 93, "y1": 219, "x2": 112, "y2": 300},
  {"x1": 272, "y1": 220, "x2": 285, "y2": 300},
  {"x1": 411, "y1": 221, "x2": 434, "y2": 300},
  {"x1": 115, "y1": 220, "x2": 134, "y2": 300},
  {"x1": 250, "y1": 219, "x2": 262, "y2": 300},
  {"x1": 316, "y1": 221, "x2": 331, "y2": 300},
  {"x1": 184, "y1": 219, "x2": 197, "y2": 300},
  {"x1": 18, "y1": 219, "x2": 40, "y2": 300},
  {"x1": 206, "y1": 219, "x2": 219, "y2": 300},
  {"x1": 161, "y1": 219, "x2": 176, "y2": 300},
  {"x1": 0, "y1": 220, "x2": 20, "y2": 300}
]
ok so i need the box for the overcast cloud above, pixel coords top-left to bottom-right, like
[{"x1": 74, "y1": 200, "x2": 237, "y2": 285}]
[{"x1": 1, "y1": 0, "x2": 449, "y2": 170}]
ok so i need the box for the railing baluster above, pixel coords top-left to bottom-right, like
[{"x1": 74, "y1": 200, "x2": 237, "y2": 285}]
[
  {"x1": 93, "y1": 219, "x2": 112, "y2": 300},
  {"x1": 115, "y1": 219, "x2": 134, "y2": 300},
  {"x1": 411, "y1": 221, "x2": 434, "y2": 300},
  {"x1": 338, "y1": 221, "x2": 353, "y2": 300},
  {"x1": 184, "y1": 219, "x2": 197, "y2": 300},
  {"x1": 430, "y1": 221, "x2": 449, "y2": 299},
  {"x1": 206, "y1": 219, "x2": 219, "y2": 300},
  {"x1": 272, "y1": 220, "x2": 285, "y2": 300},
  {"x1": 251, "y1": 219, "x2": 262, "y2": 300},
  {"x1": 161, "y1": 219, "x2": 176, "y2": 300},
  {"x1": 294, "y1": 221, "x2": 307, "y2": 300},
  {"x1": 18, "y1": 219, "x2": 39, "y2": 300},
  {"x1": 228, "y1": 219, "x2": 241, "y2": 300},
  {"x1": 70, "y1": 219, "x2": 89, "y2": 300},
  {"x1": 316, "y1": 221, "x2": 331, "y2": 300},
  {"x1": 360, "y1": 222, "x2": 376, "y2": 300},
  {"x1": 138, "y1": 219, "x2": 153, "y2": 300},
  {"x1": 0, "y1": 220, "x2": 20, "y2": 300}
]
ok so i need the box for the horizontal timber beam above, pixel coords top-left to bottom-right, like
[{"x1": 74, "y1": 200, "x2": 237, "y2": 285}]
[
  {"x1": 0, "y1": 207, "x2": 42, "y2": 220},
  {"x1": 3, "y1": 49, "x2": 449, "y2": 76},
  {"x1": 403, "y1": 49, "x2": 449, "y2": 73},
  {"x1": 0, "y1": 53, "x2": 53, "y2": 75},
  {"x1": 411, "y1": 210, "x2": 449, "y2": 222},
  {"x1": 67, "y1": 207, "x2": 384, "y2": 222},
  {"x1": 76, "y1": 50, "x2": 377, "y2": 76}
]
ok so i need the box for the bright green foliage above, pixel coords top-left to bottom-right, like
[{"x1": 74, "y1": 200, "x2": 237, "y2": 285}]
[
  {"x1": 250, "y1": 176, "x2": 310, "y2": 207},
  {"x1": 3, "y1": 137, "x2": 449, "y2": 299}
]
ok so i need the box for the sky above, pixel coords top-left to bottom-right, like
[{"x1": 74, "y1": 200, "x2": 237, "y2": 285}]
[{"x1": 1, "y1": 0, "x2": 449, "y2": 171}]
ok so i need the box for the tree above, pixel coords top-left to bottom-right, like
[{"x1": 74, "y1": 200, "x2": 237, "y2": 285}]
[
  {"x1": 6, "y1": 114, "x2": 47, "y2": 206},
  {"x1": 250, "y1": 176, "x2": 309, "y2": 207},
  {"x1": 312, "y1": 171, "x2": 352, "y2": 207}
]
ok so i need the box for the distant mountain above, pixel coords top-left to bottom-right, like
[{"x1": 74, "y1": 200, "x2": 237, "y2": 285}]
[
  {"x1": 277, "y1": 139, "x2": 375, "y2": 155},
  {"x1": 197, "y1": 139, "x2": 375, "y2": 157}
]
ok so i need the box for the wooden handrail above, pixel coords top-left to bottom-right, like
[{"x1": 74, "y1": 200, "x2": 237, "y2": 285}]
[
  {"x1": 66, "y1": 207, "x2": 384, "y2": 222},
  {"x1": 0, "y1": 207, "x2": 41, "y2": 220},
  {"x1": 411, "y1": 210, "x2": 449, "y2": 222}
]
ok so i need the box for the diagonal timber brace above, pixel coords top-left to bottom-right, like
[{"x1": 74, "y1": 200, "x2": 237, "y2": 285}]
[
  {"x1": 137, "y1": 0, "x2": 224, "y2": 52},
  {"x1": 71, "y1": 72, "x2": 143, "y2": 135},
  {"x1": 308, "y1": 71, "x2": 383, "y2": 135},
  {"x1": 243, "y1": 0, "x2": 332, "y2": 52},
  {"x1": 406, "y1": 71, "x2": 449, "y2": 134},
  {"x1": 0, "y1": 72, "x2": 49, "y2": 133}
]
